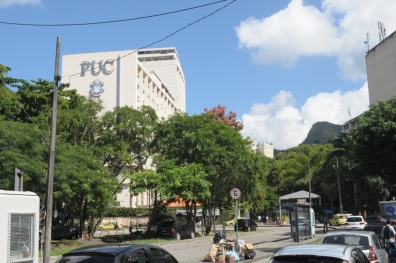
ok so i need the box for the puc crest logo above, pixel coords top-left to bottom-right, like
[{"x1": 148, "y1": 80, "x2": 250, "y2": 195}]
[{"x1": 90, "y1": 78, "x2": 104, "y2": 97}]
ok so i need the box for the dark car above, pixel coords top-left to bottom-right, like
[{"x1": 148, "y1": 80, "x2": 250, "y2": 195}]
[
  {"x1": 365, "y1": 215, "x2": 387, "y2": 225},
  {"x1": 234, "y1": 219, "x2": 258, "y2": 232},
  {"x1": 156, "y1": 220, "x2": 195, "y2": 240},
  {"x1": 55, "y1": 244, "x2": 179, "y2": 263}
]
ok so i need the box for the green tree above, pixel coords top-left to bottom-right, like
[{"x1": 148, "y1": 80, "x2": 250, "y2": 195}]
[
  {"x1": 0, "y1": 120, "x2": 47, "y2": 195},
  {"x1": 346, "y1": 97, "x2": 396, "y2": 199},
  {"x1": 0, "y1": 65, "x2": 22, "y2": 120},
  {"x1": 154, "y1": 112, "x2": 268, "y2": 233},
  {"x1": 53, "y1": 142, "x2": 118, "y2": 237},
  {"x1": 96, "y1": 105, "x2": 158, "y2": 177}
]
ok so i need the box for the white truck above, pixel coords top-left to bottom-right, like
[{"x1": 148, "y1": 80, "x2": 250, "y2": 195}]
[{"x1": 0, "y1": 190, "x2": 40, "y2": 263}]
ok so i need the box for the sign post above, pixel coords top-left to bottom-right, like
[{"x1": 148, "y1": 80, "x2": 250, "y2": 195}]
[{"x1": 230, "y1": 188, "x2": 241, "y2": 245}]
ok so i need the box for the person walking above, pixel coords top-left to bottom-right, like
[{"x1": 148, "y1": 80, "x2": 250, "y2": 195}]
[
  {"x1": 129, "y1": 221, "x2": 133, "y2": 234},
  {"x1": 323, "y1": 216, "x2": 328, "y2": 233},
  {"x1": 382, "y1": 220, "x2": 396, "y2": 258},
  {"x1": 136, "y1": 220, "x2": 139, "y2": 231}
]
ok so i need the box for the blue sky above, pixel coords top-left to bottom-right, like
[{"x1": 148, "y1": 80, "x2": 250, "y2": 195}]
[{"x1": 1, "y1": 0, "x2": 395, "y2": 149}]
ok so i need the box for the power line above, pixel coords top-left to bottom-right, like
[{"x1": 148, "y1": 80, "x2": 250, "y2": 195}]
[{"x1": 0, "y1": 0, "x2": 230, "y2": 27}]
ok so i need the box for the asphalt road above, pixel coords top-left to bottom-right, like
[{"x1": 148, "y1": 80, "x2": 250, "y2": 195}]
[{"x1": 48, "y1": 223, "x2": 342, "y2": 263}]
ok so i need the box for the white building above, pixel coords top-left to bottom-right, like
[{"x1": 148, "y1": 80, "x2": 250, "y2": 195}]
[
  {"x1": 62, "y1": 47, "x2": 185, "y2": 117},
  {"x1": 61, "y1": 47, "x2": 186, "y2": 207},
  {"x1": 251, "y1": 140, "x2": 274, "y2": 159}
]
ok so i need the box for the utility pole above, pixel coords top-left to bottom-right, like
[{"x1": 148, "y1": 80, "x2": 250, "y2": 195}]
[
  {"x1": 335, "y1": 157, "x2": 343, "y2": 214},
  {"x1": 308, "y1": 161, "x2": 311, "y2": 206},
  {"x1": 44, "y1": 36, "x2": 60, "y2": 263}
]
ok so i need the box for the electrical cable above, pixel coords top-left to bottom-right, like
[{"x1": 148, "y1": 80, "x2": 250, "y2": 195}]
[
  {"x1": 62, "y1": 0, "x2": 237, "y2": 79},
  {"x1": 0, "y1": 0, "x2": 230, "y2": 27}
]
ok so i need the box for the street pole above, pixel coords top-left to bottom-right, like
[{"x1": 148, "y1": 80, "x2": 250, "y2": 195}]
[
  {"x1": 335, "y1": 157, "x2": 343, "y2": 214},
  {"x1": 308, "y1": 161, "x2": 311, "y2": 206},
  {"x1": 44, "y1": 36, "x2": 60, "y2": 263}
]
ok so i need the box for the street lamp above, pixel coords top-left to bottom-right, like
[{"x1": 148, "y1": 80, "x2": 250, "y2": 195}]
[{"x1": 333, "y1": 157, "x2": 343, "y2": 214}]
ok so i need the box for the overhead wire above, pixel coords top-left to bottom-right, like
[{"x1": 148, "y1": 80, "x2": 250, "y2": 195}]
[
  {"x1": 0, "y1": 0, "x2": 231, "y2": 27},
  {"x1": 62, "y1": 0, "x2": 237, "y2": 79}
]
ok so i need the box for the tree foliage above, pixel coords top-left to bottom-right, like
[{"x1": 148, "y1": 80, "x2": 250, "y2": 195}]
[{"x1": 204, "y1": 104, "x2": 243, "y2": 131}]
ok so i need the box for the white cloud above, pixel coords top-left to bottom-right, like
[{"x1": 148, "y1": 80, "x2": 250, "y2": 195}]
[
  {"x1": 0, "y1": 0, "x2": 41, "y2": 7},
  {"x1": 241, "y1": 82, "x2": 369, "y2": 150},
  {"x1": 235, "y1": 0, "x2": 396, "y2": 80}
]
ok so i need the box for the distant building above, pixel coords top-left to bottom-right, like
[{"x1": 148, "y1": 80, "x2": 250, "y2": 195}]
[
  {"x1": 366, "y1": 30, "x2": 396, "y2": 106},
  {"x1": 343, "y1": 29, "x2": 396, "y2": 133},
  {"x1": 251, "y1": 140, "x2": 274, "y2": 158},
  {"x1": 62, "y1": 47, "x2": 186, "y2": 208}
]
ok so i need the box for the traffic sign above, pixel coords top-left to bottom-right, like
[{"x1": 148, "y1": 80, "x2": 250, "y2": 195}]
[{"x1": 230, "y1": 188, "x2": 241, "y2": 199}]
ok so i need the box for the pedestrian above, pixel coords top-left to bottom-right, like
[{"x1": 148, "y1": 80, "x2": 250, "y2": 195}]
[
  {"x1": 129, "y1": 221, "x2": 133, "y2": 234},
  {"x1": 363, "y1": 210, "x2": 367, "y2": 219},
  {"x1": 266, "y1": 215, "x2": 268, "y2": 224},
  {"x1": 136, "y1": 220, "x2": 139, "y2": 231},
  {"x1": 358, "y1": 211, "x2": 362, "y2": 216},
  {"x1": 382, "y1": 219, "x2": 396, "y2": 257},
  {"x1": 323, "y1": 216, "x2": 328, "y2": 233}
]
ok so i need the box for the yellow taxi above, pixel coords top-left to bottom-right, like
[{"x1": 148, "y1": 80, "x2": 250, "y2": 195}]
[
  {"x1": 329, "y1": 214, "x2": 347, "y2": 226},
  {"x1": 225, "y1": 218, "x2": 246, "y2": 226},
  {"x1": 98, "y1": 222, "x2": 123, "y2": 230}
]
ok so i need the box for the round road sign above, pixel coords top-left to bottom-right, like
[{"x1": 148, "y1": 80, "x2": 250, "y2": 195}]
[{"x1": 230, "y1": 188, "x2": 241, "y2": 199}]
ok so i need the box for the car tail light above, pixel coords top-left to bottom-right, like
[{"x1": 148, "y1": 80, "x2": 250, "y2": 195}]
[
  {"x1": 171, "y1": 226, "x2": 176, "y2": 233},
  {"x1": 359, "y1": 222, "x2": 365, "y2": 225},
  {"x1": 368, "y1": 246, "x2": 378, "y2": 262}
]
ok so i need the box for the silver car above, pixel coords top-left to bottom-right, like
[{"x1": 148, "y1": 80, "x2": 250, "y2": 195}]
[
  {"x1": 268, "y1": 244, "x2": 369, "y2": 263},
  {"x1": 321, "y1": 231, "x2": 388, "y2": 263}
]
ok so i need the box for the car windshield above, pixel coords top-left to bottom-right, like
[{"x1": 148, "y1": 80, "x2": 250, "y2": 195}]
[
  {"x1": 158, "y1": 221, "x2": 174, "y2": 227},
  {"x1": 322, "y1": 235, "x2": 369, "y2": 249},
  {"x1": 347, "y1": 217, "x2": 363, "y2": 222},
  {"x1": 272, "y1": 256, "x2": 344, "y2": 263}
]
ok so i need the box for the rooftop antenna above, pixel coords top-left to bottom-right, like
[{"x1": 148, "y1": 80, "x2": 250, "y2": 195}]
[
  {"x1": 378, "y1": 21, "x2": 387, "y2": 42},
  {"x1": 364, "y1": 32, "x2": 370, "y2": 52}
]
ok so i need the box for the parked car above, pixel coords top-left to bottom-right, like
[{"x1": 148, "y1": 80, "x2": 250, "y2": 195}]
[
  {"x1": 52, "y1": 224, "x2": 79, "y2": 240},
  {"x1": 98, "y1": 222, "x2": 122, "y2": 231},
  {"x1": 268, "y1": 244, "x2": 369, "y2": 263},
  {"x1": 225, "y1": 218, "x2": 245, "y2": 226},
  {"x1": 345, "y1": 215, "x2": 367, "y2": 230},
  {"x1": 55, "y1": 244, "x2": 179, "y2": 263},
  {"x1": 365, "y1": 215, "x2": 387, "y2": 225},
  {"x1": 156, "y1": 219, "x2": 195, "y2": 240},
  {"x1": 234, "y1": 218, "x2": 258, "y2": 232},
  {"x1": 329, "y1": 214, "x2": 348, "y2": 226},
  {"x1": 321, "y1": 231, "x2": 388, "y2": 263},
  {"x1": 225, "y1": 218, "x2": 236, "y2": 226}
]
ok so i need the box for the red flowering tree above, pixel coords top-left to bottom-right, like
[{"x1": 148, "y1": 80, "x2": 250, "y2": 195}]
[{"x1": 204, "y1": 104, "x2": 244, "y2": 131}]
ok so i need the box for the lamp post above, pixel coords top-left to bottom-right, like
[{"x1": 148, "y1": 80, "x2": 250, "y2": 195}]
[{"x1": 334, "y1": 157, "x2": 343, "y2": 214}]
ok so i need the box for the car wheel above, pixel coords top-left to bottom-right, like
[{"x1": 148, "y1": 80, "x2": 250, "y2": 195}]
[
  {"x1": 175, "y1": 232, "x2": 181, "y2": 240},
  {"x1": 71, "y1": 232, "x2": 78, "y2": 240},
  {"x1": 190, "y1": 231, "x2": 195, "y2": 239}
]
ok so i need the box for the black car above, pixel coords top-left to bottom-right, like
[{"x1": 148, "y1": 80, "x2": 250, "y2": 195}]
[
  {"x1": 55, "y1": 244, "x2": 179, "y2": 263},
  {"x1": 365, "y1": 215, "x2": 387, "y2": 225},
  {"x1": 156, "y1": 219, "x2": 195, "y2": 240},
  {"x1": 234, "y1": 219, "x2": 258, "y2": 232}
]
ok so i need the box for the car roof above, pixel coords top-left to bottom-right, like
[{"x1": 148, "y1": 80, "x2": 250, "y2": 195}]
[
  {"x1": 63, "y1": 244, "x2": 155, "y2": 257},
  {"x1": 274, "y1": 244, "x2": 355, "y2": 259},
  {"x1": 323, "y1": 231, "x2": 374, "y2": 237}
]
